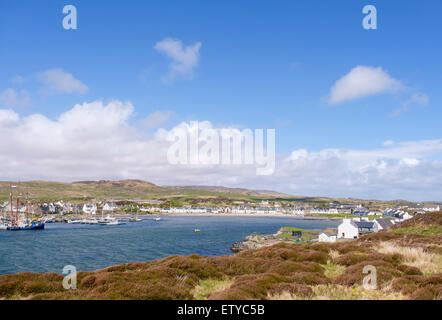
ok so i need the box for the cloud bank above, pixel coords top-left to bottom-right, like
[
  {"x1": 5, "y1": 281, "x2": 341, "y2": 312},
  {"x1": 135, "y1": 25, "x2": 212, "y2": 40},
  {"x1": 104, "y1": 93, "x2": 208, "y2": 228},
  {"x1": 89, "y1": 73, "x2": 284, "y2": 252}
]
[{"x1": 0, "y1": 100, "x2": 441, "y2": 201}]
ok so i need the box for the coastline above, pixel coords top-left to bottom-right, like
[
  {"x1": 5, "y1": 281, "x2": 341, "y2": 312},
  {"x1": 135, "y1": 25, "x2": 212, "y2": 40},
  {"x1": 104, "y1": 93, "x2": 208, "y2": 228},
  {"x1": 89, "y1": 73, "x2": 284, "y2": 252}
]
[
  {"x1": 116, "y1": 213, "x2": 342, "y2": 220},
  {"x1": 2, "y1": 211, "x2": 440, "y2": 300}
]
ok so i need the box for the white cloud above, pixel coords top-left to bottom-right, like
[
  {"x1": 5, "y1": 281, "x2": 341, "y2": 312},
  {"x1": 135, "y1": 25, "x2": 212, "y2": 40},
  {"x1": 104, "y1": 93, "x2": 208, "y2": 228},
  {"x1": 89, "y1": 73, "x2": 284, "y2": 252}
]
[
  {"x1": 154, "y1": 38, "x2": 202, "y2": 82},
  {"x1": 0, "y1": 88, "x2": 31, "y2": 108},
  {"x1": 37, "y1": 68, "x2": 89, "y2": 95},
  {"x1": 390, "y1": 92, "x2": 429, "y2": 117},
  {"x1": 329, "y1": 66, "x2": 402, "y2": 104},
  {"x1": 0, "y1": 100, "x2": 441, "y2": 201},
  {"x1": 141, "y1": 110, "x2": 174, "y2": 129}
]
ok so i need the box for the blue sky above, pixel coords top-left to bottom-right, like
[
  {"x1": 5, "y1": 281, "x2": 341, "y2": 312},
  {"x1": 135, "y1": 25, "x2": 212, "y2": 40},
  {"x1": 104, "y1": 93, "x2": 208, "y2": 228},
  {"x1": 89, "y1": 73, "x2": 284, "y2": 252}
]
[{"x1": 0, "y1": 1, "x2": 441, "y2": 200}]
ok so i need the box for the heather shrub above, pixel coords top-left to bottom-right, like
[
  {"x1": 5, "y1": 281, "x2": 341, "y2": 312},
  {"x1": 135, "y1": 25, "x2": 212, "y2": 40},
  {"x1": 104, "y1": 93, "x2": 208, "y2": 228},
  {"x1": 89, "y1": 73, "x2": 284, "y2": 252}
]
[
  {"x1": 209, "y1": 273, "x2": 288, "y2": 300},
  {"x1": 397, "y1": 264, "x2": 422, "y2": 276},
  {"x1": 267, "y1": 283, "x2": 313, "y2": 298},
  {"x1": 390, "y1": 277, "x2": 418, "y2": 296},
  {"x1": 288, "y1": 272, "x2": 330, "y2": 285},
  {"x1": 333, "y1": 260, "x2": 401, "y2": 287},
  {"x1": 410, "y1": 285, "x2": 442, "y2": 300}
]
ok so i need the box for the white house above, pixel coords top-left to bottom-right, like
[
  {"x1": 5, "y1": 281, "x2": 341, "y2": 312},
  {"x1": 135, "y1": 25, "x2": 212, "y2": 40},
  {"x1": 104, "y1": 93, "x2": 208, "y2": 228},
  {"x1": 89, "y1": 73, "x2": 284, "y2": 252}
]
[
  {"x1": 338, "y1": 219, "x2": 359, "y2": 239},
  {"x1": 102, "y1": 202, "x2": 118, "y2": 212},
  {"x1": 319, "y1": 231, "x2": 337, "y2": 242},
  {"x1": 83, "y1": 204, "x2": 97, "y2": 215},
  {"x1": 398, "y1": 212, "x2": 413, "y2": 221},
  {"x1": 422, "y1": 205, "x2": 440, "y2": 212}
]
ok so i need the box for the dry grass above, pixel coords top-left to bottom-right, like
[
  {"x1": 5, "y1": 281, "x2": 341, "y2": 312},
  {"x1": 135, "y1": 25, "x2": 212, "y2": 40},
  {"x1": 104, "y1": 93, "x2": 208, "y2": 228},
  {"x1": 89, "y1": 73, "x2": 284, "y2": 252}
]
[
  {"x1": 311, "y1": 284, "x2": 407, "y2": 300},
  {"x1": 192, "y1": 278, "x2": 234, "y2": 300},
  {"x1": 269, "y1": 285, "x2": 407, "y2": 300},
  {"x1": 376, "y1": 242, "x2": 442, "y2": 276},
  {"x1": 329, "y1": 249, "x2": 341, "y2": 260},
  {"x1": 323, "y1": 261, "x2": 346, "y2": 279}
]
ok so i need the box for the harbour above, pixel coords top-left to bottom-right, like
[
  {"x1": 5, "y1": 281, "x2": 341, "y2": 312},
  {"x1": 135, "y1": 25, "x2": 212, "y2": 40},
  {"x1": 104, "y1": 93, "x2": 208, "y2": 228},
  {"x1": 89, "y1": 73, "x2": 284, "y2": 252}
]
[{"x1": 0, "y1": 215, "x2": 338, "y2": 275}]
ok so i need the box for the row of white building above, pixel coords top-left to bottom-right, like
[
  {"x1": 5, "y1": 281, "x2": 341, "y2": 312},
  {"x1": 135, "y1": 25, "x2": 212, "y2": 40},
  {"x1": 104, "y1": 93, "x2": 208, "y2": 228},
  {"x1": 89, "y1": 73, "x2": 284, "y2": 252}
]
[{"x1": 318, "y1": 215, "x2": 411, "y2": 243}]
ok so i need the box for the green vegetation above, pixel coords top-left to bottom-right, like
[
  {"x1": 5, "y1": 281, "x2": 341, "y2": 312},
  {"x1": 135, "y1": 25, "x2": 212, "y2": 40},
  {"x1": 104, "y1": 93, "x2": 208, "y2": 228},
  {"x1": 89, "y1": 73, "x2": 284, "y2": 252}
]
[
  {"x1": 192, "y1": 278, "x2": 234, "y2": 300},
  {"x1": 323, "y1": 261, "x2": 346, "y2": 279},
  {"x1": 306, "y1": 213, "x2": 354, "y2": 218},
  {"x1": 278, "y1": 227, "x2": 320, "y2": 243},
  {"x1": 389, "y1": 225, "x2": 442, "y2": 236}
]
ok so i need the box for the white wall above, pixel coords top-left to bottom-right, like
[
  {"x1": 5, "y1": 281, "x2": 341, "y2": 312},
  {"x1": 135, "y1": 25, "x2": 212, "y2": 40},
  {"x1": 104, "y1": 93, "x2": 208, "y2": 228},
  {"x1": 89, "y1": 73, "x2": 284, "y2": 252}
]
[
  {"x1": 338, "y1": 219, "x2": 359, "y2": 239},
  {"x1": 319, "y1": 233, "x2": 337, "y2": 242}
]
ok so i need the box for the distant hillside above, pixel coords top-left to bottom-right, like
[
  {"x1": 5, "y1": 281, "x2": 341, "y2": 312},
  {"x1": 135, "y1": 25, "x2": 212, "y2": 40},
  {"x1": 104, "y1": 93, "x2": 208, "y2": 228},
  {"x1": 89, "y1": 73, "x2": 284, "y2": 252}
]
[
  {"x1": 0, "y1": 180, "x2": 290, "y2": 203},
  {"x1": 0, "y1": 180, "x2": 421, "y2": 206},
  {"x1": 171, "y1": 185, "x2": 290, "y2": 197}
]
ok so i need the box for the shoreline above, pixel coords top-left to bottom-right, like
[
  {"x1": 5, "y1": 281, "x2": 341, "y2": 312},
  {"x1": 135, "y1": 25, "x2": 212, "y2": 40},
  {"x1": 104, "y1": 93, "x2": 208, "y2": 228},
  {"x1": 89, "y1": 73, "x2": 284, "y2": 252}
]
[{"x1": 115, "y1": 213, "x2": 342, "y2": 220}]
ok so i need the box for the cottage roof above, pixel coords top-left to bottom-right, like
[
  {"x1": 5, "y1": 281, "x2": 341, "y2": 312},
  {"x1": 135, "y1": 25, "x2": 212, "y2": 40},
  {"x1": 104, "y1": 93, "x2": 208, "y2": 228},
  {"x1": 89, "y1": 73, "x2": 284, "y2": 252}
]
[
  {"x1": 375, "y1": 218, "x2": 393, "y2": 230},
  {"x1": 354, "y1": 221, "x2": 375, "y2": 229}
]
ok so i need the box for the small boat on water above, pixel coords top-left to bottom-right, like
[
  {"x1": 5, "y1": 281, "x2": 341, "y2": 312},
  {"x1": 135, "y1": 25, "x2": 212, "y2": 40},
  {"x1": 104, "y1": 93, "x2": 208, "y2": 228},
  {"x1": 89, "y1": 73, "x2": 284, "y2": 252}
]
[
  {"x1": 154, "y1": 217, "x2": 161, "y2": 221},
  {"x1": 88, "y1": 218, "x2": 99, "y2": 224},
  {"x1": 106, "y1": 219, "x2": 125, "y2": 226},
  {"x1": 8, "y1": 220, "x2": 45, "y2": 231},
  {"x1": 98, "y1": 215, "x2": 125, "y2": 226},
  {"x1": 128, "y1": 205, "x2": 142, "y2": 222},
  {"x1": 0, "y1": 224, "x2": 9, "y2": 230}
]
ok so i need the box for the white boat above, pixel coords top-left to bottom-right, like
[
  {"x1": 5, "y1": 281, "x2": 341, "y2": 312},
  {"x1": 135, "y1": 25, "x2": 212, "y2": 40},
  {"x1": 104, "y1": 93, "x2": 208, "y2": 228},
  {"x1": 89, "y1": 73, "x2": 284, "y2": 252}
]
[
  {"x1": 0, "y1": 224, "x2": 8, "y2": 230},
  {"x1": 98, "y1": 215, "x2": 115, "y2": 224},
  {"x1": 106, "y1": 219, "x2": 124, "y2": 226},
  {"x1": 129, "y1": 205, "x2": 142, "y2": 222},
  {"x1": 154, "y1": 217, "x2": 161, "y2": 221},
  {"x1": 88, "y1": 218, "x2": 99, "y2": 224}
]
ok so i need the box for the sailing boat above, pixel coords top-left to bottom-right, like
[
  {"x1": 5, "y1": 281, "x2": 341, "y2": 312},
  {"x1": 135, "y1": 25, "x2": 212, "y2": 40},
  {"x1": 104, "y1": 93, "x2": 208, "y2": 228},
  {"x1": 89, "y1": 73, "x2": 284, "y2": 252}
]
[
  {"x1": 7, "y1": 185, "x2": 45, "y2": 231},
  {"x1": 129, "y1": 205, "x2": 142, "y2": 222},
  {"x1": 0, "y1": 198, "x2": 8, "y2": 230}
]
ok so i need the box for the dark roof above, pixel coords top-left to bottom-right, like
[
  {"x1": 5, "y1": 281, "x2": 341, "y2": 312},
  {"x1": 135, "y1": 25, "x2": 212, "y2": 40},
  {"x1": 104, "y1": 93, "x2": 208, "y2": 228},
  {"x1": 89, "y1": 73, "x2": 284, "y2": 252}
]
[
  {"x1": 376, "y1": 218, "x2": 394, "y2": 230},
  {"x1": 354, "y1": 221, "x2": 375, "y2": 229}
]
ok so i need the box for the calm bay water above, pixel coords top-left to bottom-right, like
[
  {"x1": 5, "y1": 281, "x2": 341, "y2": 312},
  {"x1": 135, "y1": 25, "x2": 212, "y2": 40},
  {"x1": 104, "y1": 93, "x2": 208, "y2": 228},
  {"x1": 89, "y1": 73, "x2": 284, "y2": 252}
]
[{"x1": 0, "y1": 216, "x2": 338, "y2": 275}]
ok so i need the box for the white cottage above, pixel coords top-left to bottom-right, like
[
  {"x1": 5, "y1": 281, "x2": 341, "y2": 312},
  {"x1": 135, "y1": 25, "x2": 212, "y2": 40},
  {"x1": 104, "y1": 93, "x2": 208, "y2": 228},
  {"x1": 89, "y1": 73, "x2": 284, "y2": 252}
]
[
  {"x1": 337, "y1": 219, "x2": 359, "y2": 239},
  {"x1": 318, "y1": 231, "x2": 337, "y2": 242},
  {"x1": 102, "y1": 202, "x2": 117, "y2": 212},
  {"x1": 83, "y1": 204, "x2": 97, "y2": 215}
]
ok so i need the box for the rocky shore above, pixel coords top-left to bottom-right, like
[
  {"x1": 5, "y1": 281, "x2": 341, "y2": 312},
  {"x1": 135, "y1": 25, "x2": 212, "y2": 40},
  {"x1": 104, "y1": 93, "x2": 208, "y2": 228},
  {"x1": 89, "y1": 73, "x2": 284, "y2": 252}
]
[
  {"x1": 230, "y1": 227, "x2": 319, "y2": 252},
  {"x1": 231, "y1": 234, "x2": 280, "y2": 252}
]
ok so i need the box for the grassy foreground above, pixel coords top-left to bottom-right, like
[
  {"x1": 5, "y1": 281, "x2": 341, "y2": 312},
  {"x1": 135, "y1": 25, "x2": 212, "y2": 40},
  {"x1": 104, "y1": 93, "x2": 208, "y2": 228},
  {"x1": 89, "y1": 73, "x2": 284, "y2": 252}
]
[{"x1": 0, "y1": 212, "x2": 441, "y2": 300}]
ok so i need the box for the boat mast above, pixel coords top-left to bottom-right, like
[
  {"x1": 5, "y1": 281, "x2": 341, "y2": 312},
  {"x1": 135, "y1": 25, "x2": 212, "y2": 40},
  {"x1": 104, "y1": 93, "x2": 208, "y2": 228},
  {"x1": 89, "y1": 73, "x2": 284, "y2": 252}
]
[
  {"x1": 9, "y1": 185, "x2": 14, "y2": 226},
  {"x1": 25, "y1": 189, "x2": 29, "y2": 223},
  {"x1": 16, "y1": 190, "x2": 19, "y2": 225}
]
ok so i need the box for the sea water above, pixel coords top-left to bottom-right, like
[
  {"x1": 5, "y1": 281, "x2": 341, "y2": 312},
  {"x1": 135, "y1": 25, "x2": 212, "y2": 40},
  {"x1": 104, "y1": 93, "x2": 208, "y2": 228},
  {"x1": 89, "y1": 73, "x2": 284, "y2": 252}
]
[{"x1": 0, "y1": 216, "x2": 339, "y2": 275}]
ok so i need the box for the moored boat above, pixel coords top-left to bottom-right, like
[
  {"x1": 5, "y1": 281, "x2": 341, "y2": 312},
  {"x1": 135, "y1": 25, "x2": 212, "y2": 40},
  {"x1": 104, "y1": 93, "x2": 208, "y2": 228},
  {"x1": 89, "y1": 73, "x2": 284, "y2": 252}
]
[
  {"x1": 6, "y1": 185, "x2": 44, "y2": 231},
  {"x1": 7, "y1": 220, "x2": 45, "y2": 231}
]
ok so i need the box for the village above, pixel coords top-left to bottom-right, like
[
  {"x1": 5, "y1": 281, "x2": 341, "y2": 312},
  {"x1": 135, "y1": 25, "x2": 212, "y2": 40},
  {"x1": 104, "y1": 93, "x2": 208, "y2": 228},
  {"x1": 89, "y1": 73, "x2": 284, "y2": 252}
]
[{"x1": 1, "y1": 196, "x2": 439, "y2": 226}]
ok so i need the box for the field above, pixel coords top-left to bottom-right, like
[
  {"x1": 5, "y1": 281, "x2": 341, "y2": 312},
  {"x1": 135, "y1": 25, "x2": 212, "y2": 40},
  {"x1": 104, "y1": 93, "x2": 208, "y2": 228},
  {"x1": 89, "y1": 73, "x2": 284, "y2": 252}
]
[{"x1": 0, "y1": 212, "x2": 440, "y2": 300}]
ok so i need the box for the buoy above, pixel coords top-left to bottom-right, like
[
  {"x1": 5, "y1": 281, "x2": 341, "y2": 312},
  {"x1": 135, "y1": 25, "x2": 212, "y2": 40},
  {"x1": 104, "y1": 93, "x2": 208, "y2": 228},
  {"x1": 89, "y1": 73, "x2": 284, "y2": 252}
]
[{"x1": 194, "y1": 229, "x2": 200, "y2": 232}]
